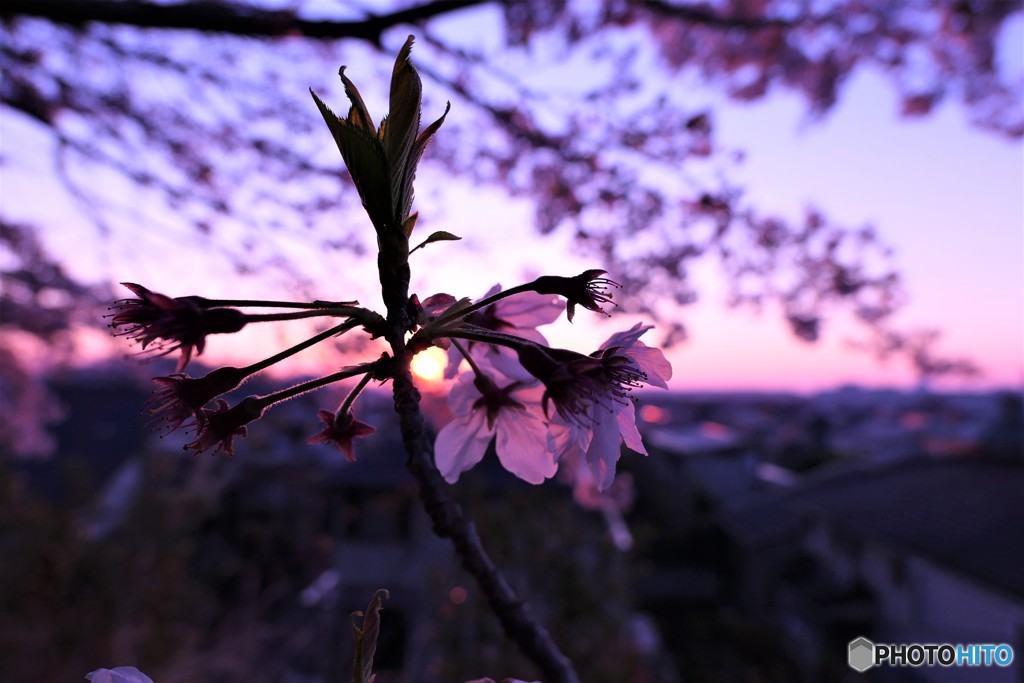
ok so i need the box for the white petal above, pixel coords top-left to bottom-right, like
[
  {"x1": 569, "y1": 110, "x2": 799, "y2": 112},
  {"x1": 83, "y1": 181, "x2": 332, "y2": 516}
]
[
  {"x1": 495, "y1": 408, "x2": 556, "y2": 483},
  {"x1": 435, "y1": 411, "x2": 492, "y2": 483}
]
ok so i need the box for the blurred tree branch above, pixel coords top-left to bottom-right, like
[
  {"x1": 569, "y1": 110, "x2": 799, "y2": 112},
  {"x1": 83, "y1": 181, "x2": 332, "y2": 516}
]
[
  {"x1": 3, "y1": 0, "x2": 485, "y2": 41},
  {"x1": 2, "y1": 0, "x2": 1004, "y2": 387}
]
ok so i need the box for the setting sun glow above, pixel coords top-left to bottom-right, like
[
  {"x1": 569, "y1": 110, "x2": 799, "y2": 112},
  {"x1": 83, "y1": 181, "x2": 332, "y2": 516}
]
[{"x1": 411, "y1": 347, "x2": 448, "y2": 383}]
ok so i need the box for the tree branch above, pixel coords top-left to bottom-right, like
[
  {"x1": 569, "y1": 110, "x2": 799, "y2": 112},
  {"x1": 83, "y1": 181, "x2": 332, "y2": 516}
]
[
  {"x1": 376, "y1": 217, "x2": 579, "y2": 681},
  {"x1": 639, "y1": 0, "x2": 792, "y2": 30},
  {"x1": 2, "y1": 0, "x2": 487, "y2": 41}
]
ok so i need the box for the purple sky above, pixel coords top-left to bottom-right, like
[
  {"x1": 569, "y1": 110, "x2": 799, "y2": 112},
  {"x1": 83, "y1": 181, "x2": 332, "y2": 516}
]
[{"x1": 2, "y1": 7, "x2": 1021, "y2": 392}]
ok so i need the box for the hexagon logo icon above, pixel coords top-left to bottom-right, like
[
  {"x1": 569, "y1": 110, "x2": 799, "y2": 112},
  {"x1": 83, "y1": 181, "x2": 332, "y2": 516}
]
[{"x1": 848, "y1": 637, "x2": 875, "y2": 672}]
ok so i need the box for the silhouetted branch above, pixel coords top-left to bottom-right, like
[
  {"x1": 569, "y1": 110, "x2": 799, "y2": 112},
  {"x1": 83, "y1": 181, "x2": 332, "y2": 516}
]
[{"x1": 2, "y1": 0, "x2": 486, "y2": 41}]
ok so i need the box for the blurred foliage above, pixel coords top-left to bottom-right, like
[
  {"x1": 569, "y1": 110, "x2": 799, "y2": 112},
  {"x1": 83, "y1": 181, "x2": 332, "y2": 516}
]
[
  {"x1": 0, "y1": 456, "x2": 219, "y2": 681},
  {"x1": 0, "y1": 447, "x2": 683, "y2": 682}
]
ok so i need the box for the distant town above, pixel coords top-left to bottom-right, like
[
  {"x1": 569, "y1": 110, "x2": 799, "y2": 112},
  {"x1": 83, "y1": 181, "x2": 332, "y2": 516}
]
[{"x1": 4, "y1": 368, "x2": 1022, "y2": 682}]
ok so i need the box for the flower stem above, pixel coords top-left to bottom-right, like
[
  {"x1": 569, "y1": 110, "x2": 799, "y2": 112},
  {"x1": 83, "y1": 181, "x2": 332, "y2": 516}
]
[
  {"x1": 451, "y1": 338, "x2": 486, "y2": 378},
  {"x1": 431, "y1": 282, "x2": 536, "y2": 327},
  {"x1": 243, "y1": 307, "x2": 364, "y2": 323},
  {"x1": 449, "y1": 324, "x2": 536, "y2": 351},
  {"x1": 338, "y1": 371, "x2": 374, "y2": 416},
  {"x1": 378, "y1": 247, "x2": 580, "y2": 683},
  {"x1": 255, "y1": 362, "x2": 377, "y2": 410},
  {"x1": 241, "y1": 320, "x2": 358, "y2": 376},
  {"x1": 192, "y1": 297, "x2": 358, "y2": 309}
]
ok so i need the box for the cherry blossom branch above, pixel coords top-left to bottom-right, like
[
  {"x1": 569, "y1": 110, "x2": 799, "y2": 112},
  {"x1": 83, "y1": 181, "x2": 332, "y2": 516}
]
[
  {"x1": 337, "y1": 370, "x2": 374, "y2": 416},
  {"x1": 240, "y1": 320, "x2": 357, "y2": 375},
  {"x1": 2, "y1": 0, "x2": 487, "y2": 40},
  {"x1": 256, "y1": 361, "x2": 377, "y2": 409},
  {"x1": 243, "y1": 307, "x2": 366, "y2": 323},
  {"x1": 190, "y1": 297, "x2": 358, "y2": 309},
  {"x1": 388, "y1": 342, "x2": 580, "y2": 683},
  {"x1": 431, "y1": 282, "x2": 536, "y2": 327},
  {"x1": 450, "y1": 338, "x2": 486, "y2": 378},
  {"x1": 446, "y1": 325, "x2": 538, "y2": 351}
]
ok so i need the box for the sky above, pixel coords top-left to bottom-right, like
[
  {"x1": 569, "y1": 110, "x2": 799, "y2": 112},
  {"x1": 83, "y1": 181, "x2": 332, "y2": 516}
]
[{"x1": 2, "y1": 5, "x2": 1022, "y2": 394}]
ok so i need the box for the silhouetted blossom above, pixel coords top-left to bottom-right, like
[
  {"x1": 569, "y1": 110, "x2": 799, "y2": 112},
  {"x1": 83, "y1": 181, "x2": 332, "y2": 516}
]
[
  {"x1": 149, "y1": 366, "x2": 247, "y2": 431},
  {"x1": 100, "y1": 39, "x2": 679, "y2": 682},
  {"x1": 307, "y1": 408, "x2": 376, "y2": 461},
  {"x1": 531, "y1": 269, "x2": 620, "y2": 321},
  {"x1": 109, "y1": 282, "x2": 246, "y2": 370},
  {"x1": 184, "y1": 397, "x2": 264, "y2": 455}
]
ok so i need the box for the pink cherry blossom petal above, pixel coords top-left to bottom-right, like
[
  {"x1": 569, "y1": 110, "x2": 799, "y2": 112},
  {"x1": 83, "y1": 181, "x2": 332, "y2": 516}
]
[
  {"x1": 435, "y1": 410, "x2": 492, "y2": 483},
  {"x1": 625, "y1": 344, "x2": 673, "y2": 388},
  {"x1": 585, "y1": 407, "x2": 623, "y2": 491},
  {"x1": 494, "y1": 291, "x2": 562, "y2": 328},
  {"x1": 495, "y1": 407, "x2": 556, "y2": 484},
  {"x1": 616, "y1": 401, "x2": 647, "y2": 455}
]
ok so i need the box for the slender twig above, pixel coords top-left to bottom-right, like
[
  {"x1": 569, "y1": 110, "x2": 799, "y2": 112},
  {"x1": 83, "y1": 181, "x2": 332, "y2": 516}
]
[
  {"x1": 255, "y1": 361, "x2": 377, "y2": 409},
  {"x1": 243, "y1": 307, "x2": 362, "y2": 323},
  {"x1": 192, "y1": 297, "x2": 358, "y2": 309},
  {"x1": 338, "y1": 370, "x2": 374, "y2": 416},
  {"x1": 241, "y1": 320, "x2": 357, "y2": 375},
  {"x1": 389, "y1": 345, "x2": 580, "y2": 683},
  {"x1": 431, "y1": 282, "x2": 535, "y2": 328},
  {"x1": 450, "y1": 338, "x2": 485, "y2": 378}
]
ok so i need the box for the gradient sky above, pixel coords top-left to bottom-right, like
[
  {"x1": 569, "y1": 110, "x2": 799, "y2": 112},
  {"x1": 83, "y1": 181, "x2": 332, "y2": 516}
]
[{"x1": 2, "y1": 7, "x2": 1022, "y2": 393}]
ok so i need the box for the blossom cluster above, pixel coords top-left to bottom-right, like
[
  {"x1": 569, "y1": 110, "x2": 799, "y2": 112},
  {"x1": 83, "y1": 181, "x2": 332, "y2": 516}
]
[
  {"x1": 107, "y1": 35, "x2": 671, "y2": 493},
  {"x1": 422, "y1": 276, "x2": 671, "y2": 491}
]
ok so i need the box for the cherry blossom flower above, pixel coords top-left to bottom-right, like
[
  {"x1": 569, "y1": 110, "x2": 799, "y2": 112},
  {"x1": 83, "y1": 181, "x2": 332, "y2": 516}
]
[
  {"x1": 435, "y1": 373, "x2": 556, "y2": 484},
  {"x1": 521, "y1": 323, "x2": 672, "y2": 490},
  {"x1": 148, "y1": 366, "x2": 246, "y2": 431},
  {"x1": 531, "y1": 269, "x2": 620, "y2": 321},
  {"x1": 307, "y1": 409, "x2": 376, "y2": 461},
  {"x1": 184, "y1": 397, "x2": 265, "y2": 456},
  {"x1": 109, "y1": 283, "x2": 246, "y2": 370},
  {"x1": 598, "y1": 323, "x2": 673, "y2": 391}
]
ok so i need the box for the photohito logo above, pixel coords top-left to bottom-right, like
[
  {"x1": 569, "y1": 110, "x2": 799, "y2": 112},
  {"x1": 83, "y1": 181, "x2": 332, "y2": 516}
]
[{"x1": 848, "y1": 637, "x2": 1015, "y2": 672}]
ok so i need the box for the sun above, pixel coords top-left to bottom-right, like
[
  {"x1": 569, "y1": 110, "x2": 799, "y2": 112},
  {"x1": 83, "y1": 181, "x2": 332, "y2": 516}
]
[{"x1": 411, "y1": 346, "x2": 447, "y2": 383}]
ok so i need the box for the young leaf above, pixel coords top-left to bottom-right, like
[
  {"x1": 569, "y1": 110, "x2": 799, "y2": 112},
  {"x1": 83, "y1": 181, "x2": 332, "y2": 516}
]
[
  {"x1": 351, "y1": 588, "x2": 390, "y2": 683},
  {"x1": 337, "y1": 66, "x2": 376, "y2": 136},
  {"x1": 399, "y1": 101, "x2": 450, "y2": 221},
  {"x1": 311, "y1": 90, "x2": 392, "y2": 230},
  {"x1": 402, "y1": 212, "x2": 419, "y2": 239},
  {"x1": 410, "y1": 230, "x2": 462, "y2": 254},
  {"x1": 386, "y1": 36, "x2": 423, "y2": 218}
]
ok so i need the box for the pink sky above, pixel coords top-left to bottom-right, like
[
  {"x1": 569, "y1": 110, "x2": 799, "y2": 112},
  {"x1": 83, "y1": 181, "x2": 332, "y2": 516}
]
[{"x1": 3, "y1": 10, "x2": 1022, "y2": 393}]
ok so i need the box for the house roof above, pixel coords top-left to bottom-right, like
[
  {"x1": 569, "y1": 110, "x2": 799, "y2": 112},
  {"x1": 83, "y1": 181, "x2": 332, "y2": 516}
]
[{"x1": 791, "y1": 458, "x2": 1024, "y2": 600}]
